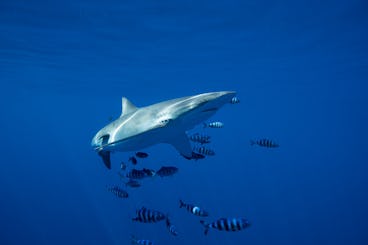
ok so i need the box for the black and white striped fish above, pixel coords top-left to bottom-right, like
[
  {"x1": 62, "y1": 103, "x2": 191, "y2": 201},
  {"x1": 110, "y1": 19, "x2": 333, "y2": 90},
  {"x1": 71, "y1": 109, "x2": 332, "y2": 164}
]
[
  {"x1": 193, "y1": 146, "x2": 215, "y2": 156},
  {"x1": 203, "y1": 121, "x2": 224, "y2": 128},
  {"x1": 125, "y1": 179, "x2": 141, "y2": 188},
  {"x1": 183, "y1": 151, "x2": 206, "y2": 160},
  {"x1": 189, "y1": 133, "x2": 211, "y2": 144},
  {"x1": 200, "y1": 218, "x2": 251, "y2": 235},
  {"x1": 250, "y1": 138, "x2": 279, "y2": 148},
  {"x1": 166, "y1": 218, "x2": 179, "y2": 236},
  {"x1": 230, "y1": 96, "x2": 240, "y2": 104},
  {"x1": 179, "y1": 200, "x2": 209, "y2": 217},
  {"x1": 156, "y1": 166, "x2": 178, "y2": 177},
  {"x1": 132, "y1": 207, "x2": 166, "y2": 223},
  {"x1": 107, "y1": 185, "x2": 128, "y2": 198},
  {"x1": 126, "y1": 169, "x2": 148, "y2": 179},
  {"x1": 130, "y1": 235, "x2": 154, "y2": 245}
]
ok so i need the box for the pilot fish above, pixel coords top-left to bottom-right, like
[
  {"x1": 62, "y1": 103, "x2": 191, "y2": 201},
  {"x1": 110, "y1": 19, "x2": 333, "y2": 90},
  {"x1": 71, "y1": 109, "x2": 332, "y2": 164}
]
[
  {"x1": 179, "y1": 200, "x2": 209, "y2": 217},
  {"x1": 250, "y1": 138, "x2": 279, "y2": 148},
  {"x1": 193, "y1": 146, "x2": 215, "y2": 156},
  {"x1": 107, "y1": 185, "x2": 129, "y2": 198},
  {"x1": 125, "y1": 179, "x2": 141, "y2": 188},
  {"x1": 189, "y1": 133, "x2": 211, "y2": 144},
  {"x1": 132, "y1": 207, "x2": 166, "y2": 223},
  {"x1": 135, "y1": 152, "x2": 149, "y2": 158},
  {"x1": 156, "y1": 166, "x2": 178, "y2": 177},
  {"x1": 200, "y1": 218, "x2": 251, "y2": 235},
  {"x1": 203, "y1": 121, "x2": 224, "y2": 128},
  {"x1": 126, "y1": 169, "x2": 148, "y2": 179},
  {"x1": 130, "y1": 235, "x2": 154, "y2": 245}
]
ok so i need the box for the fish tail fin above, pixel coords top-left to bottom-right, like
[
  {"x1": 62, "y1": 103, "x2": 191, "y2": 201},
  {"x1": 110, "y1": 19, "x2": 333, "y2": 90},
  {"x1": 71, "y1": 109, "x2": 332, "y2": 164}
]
[
  {"x1": 200, "y1": 220, "x2": 209, "y2": 235},
  {"x1": 179, "y1": 200, "x2": 184, "y2": 208},
  {"x1": 203, "y1": 122, "x2": 207, "y2": 128},
  {"x1": 250, "y1": 140, "x2": 256, "y2": 146}
]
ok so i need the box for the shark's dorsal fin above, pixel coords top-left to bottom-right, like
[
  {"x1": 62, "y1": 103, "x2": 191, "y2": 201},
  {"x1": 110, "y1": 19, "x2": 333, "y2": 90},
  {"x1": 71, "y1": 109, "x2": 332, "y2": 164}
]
[
  {"x1": 168, "y1": 132, "x2": 192, "y2": 159},
  {"x1": 121, "y1": 97, "x2": 138, "y2": 117}
]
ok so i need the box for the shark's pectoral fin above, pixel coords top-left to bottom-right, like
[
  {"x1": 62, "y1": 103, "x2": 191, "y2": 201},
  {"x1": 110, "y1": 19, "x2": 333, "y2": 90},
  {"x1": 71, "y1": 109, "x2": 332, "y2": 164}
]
[
  {"x1": 168, "y1": 132, "x2": 192, "y2": 159},
  {"x1": 98, "y1": 150, "x2": 111, "y2": 169}
]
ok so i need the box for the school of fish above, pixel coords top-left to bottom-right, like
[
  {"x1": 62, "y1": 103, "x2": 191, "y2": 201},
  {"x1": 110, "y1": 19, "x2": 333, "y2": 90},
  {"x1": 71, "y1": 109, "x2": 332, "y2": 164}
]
[{"x1": 101, "y1": 96, "x2": 280, "y2": 243}]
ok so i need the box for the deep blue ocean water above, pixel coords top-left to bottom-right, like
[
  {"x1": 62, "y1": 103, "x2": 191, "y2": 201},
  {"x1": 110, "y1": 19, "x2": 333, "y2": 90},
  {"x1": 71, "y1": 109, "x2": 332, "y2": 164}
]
[{"x1": 1, "y1": 0, "x2": 368, "y2": 244}]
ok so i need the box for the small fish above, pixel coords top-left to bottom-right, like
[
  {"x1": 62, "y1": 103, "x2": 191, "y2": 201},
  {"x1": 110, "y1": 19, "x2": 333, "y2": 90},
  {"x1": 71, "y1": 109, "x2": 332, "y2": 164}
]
[
  {"x1": 156, "y1": 166, "x2": 178, "y2": 177},
  {"x1": 131, "y1": 235, "x2": 154, "y2": 245},
  {"x1": 250, "y1": 138, "x2": 279, "y2": 148},
  {"x1": 126, "y1": 169, "x2": 147, "y2": 179},
  {"x1": 129, "y1": 156, "x2": 138, "y2": 165},
  {"x1": 132, "y1": 207, "x2": 166, "y2": 223},
  {"x1": 191, "y1": 152, "x2": 205, "y2": 160},
  {"x1": 230, "y1": 96, "x2": 240, "y2": 104},
  {"x1": 166, "y1": 218, "x2": 179, "y2": 236},
  {"x1": 193, "y1": 146, "x2": 215, "y2": 156},
  {"x1": 107, "y1": 185, "x2": 129, "y2": 198},
  {"x1": 120, "y1": 161, "x2": 127, "y2": 170},
  {"x1": 135, "y1": 152, "x2": 149, "y2": 158},
  {"x1": 203, "y1": 121, "x2": 224, "y2": 128},
  {"x1": 125, "y1": 179, "x2": 141, "y2": 188},
  {"x1": 179, "y1": 200, "x2": 209, "y2": 217},
  {"x1": 142, "y1": 168, "x2": 156, "y2": 177},
  {"x1": 200, "y1": 218, "x2": 251, "y2": 235},
  {"x1": 189, "y1": 133, "x2": 211, "y2": 144}
]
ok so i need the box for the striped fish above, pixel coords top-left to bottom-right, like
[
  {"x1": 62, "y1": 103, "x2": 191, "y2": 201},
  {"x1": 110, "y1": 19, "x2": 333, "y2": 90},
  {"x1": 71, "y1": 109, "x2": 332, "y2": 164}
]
[
  {"x1": 107, "y1": 186, "x2": 128, "y2": 198},
  {"x1": 193, "y1": 146, "x2": 215, "y2": 156},
  {"x1": 125, "y1": 179, "x2": 141, "y2": 188},
  {"x1": 230, "y1": 96, "x2": 240, "y2": 104},
  {"x1": 126, "y1": 169, "x2": 148, "y2": 179},
  {"x1": 130, "y1": 235, "x2": 154, "y2": 245},
  {"x1": 132, "y1": 207, "x2": 166, "y2": 223},
  {"x1": 166, "y1": 218, "x2": 179, "y2": 236},
  {"x1": 250, "y1": 138, "x2": 279, "y2": 148},
  {"x1": 156, "y1": 166, "x2": 178, "y2": 177},
  {"x1": 179, "y1": 200, "x2": 209, "y2": 217},
  {"x1": 203, "y1": 121, "x2": 224, "y2": 128},
  {"x1": 189, "y1": 133, "x2": 211, "y2": 144},
  {"x1": 200, "y1": 218, "x2": 251, "y2": 235}
]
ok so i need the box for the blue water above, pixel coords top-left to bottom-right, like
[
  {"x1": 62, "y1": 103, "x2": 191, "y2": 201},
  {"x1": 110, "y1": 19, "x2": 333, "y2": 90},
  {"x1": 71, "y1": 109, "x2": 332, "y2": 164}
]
[{"x1": 1, "y1": 0, "x2": 367, "y2": 244}]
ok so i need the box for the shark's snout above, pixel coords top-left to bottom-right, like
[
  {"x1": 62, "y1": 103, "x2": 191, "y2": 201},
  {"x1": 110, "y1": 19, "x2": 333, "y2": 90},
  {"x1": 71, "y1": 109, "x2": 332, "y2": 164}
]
[{"x1": 91, "y1": 133, "x2": 110, "y2": 151}]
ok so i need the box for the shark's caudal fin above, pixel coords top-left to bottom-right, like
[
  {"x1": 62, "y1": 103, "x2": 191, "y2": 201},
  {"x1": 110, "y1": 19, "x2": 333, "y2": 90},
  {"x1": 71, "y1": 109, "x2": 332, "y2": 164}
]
[
  {"x1": 98, "y1": 150, "x2": 111, "y2": 169},
  {"x1": 168, "y1": 132, "x2": 192, "y2": 159},
  {"x1": 121, "y1": 97, "x2": 138, "y2": 117}
]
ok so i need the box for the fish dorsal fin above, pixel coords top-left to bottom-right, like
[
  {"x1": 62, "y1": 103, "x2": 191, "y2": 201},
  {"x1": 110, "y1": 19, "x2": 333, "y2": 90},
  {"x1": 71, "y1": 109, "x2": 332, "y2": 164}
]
[{"x1": 121, "y1": 97, "x2": 138, "y2": 117}]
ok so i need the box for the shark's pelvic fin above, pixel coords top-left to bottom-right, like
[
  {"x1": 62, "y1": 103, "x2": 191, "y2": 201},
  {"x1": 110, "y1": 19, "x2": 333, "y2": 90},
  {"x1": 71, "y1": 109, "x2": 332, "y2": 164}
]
[
  {"x1": 168, "y1": 132, "x2": 192, "y2": 158},
  {"x1": 98, "y1": 150, "x2": 111, "y2": 169},
  {"x1": 121, "y1": 97, "x2": 138, "y2": 117}
]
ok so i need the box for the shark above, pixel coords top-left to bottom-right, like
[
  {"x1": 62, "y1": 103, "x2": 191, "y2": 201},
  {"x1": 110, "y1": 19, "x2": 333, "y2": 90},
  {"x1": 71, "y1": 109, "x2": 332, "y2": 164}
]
[{"x1": 91, "y1": 91, "x2": 236, "y2": 169}]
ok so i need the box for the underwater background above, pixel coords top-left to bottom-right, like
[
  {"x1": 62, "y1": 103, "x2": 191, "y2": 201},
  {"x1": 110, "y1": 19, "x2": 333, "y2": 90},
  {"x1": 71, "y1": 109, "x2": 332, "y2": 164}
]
[{"x1": 1, "y1": 0, "x2": 367, "y2": 244}]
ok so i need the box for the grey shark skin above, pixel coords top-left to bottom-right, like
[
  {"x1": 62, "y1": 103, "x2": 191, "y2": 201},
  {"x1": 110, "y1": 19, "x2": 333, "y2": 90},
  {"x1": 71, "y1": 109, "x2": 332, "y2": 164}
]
[{"x1": 91, "y1": 91, "x2": 236, "y2": 169}]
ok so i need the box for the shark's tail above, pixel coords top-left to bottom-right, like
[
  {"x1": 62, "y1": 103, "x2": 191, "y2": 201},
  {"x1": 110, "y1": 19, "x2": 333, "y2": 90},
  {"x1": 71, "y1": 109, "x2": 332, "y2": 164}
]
[{"x1": 200, "y1": 220, "x2": 210, "y2": 235}]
